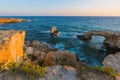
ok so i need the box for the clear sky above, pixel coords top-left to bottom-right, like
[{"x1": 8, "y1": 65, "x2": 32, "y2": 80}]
[{"x1": 0, "y1": 0, "x2": 120, "y2": 16}]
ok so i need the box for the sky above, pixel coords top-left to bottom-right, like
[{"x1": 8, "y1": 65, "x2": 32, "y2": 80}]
[{"x1": 0, "y1": 0, "x2": 120, "y2": 16}]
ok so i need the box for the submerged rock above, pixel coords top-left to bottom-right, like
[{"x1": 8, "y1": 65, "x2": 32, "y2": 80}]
[{"x1": 0, "y1": 30, "x2": 25, "y2": 65}]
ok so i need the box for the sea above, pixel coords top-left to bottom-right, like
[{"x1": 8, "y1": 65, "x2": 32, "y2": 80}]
[{"x1": 0, "y1": 16, "x2": 120, "y2": 66}]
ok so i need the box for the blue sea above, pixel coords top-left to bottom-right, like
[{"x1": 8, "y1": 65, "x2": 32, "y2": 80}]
[{"x1": 0, "y1": 16, "x2": 120, "y2": 66}]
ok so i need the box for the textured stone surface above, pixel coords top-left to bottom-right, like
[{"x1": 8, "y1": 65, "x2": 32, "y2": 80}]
[
  {"x1": 38, "y1": 65, "x2": 79, "y2": 80},
  {"x1": 103, "y1": 52, "x2": 120, "y2": 73},
  {"x1": 24, "y1": 40, "x2": 50, "y2": 65},
  {"x1": 0, "y1": 71, "x2": 29, "y2": 80},
  {"x1": 44, "y1": 51, "x2": 77, "y2": 67},
  {"x1": 0, "y1": 30, "x2": 25, "y2": 65}
]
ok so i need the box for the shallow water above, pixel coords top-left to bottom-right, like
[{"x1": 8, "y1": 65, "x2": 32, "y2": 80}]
[{"x1": 0, "y1": 16, "x2": 120, "y2": 66}]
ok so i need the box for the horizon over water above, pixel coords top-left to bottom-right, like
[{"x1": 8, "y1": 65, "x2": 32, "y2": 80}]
[{"x1": 0, "y1": 16, "x2": 120, "y2": 66}]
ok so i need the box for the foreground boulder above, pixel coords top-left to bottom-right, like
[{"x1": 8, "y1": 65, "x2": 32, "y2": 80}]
[
  {"x1": 39, "y1": 65, "x2": 79, "y2": 80},
  {"x1": 0, "y1": 18, "x2": 26, "y2": 24},
  {"x1": 77, "y1": 30, "x2": 120, "y2": 52},
  {"x1": 44, "y1": 51, "x2": 77, "y2": 67},
  {"x1": 103, "y1": 52, "x2": 120, "y2": 73},
  {"x1": 24, "y1": 40, "x2": 50, "y2": 65},
  {"x1": 0, "y1": 64, "x2": 115, "y2": 80},
  {"x1": 0, "y1": 30, "x2": 25, "y2": 65},
  {"x1": 0, "y1": 71, "x2": 29, "y2": 80}
]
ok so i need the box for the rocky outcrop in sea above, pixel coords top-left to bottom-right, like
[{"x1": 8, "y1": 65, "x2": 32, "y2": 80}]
[{"x1": 77, "y1": 30, "x2": 120, "y2": 53}]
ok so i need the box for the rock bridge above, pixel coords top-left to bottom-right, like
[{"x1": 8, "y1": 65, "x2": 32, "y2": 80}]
[{"x1": 77, "y1": 30, "x2": 120, "y2": 52}]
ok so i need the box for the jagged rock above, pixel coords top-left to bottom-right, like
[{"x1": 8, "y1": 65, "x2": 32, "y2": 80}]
[
  {"x1": 24, "y1": 40, "x2": 50, "y2": 65},
  {"x1": 0, "y1": 30, "x2": 25, "y2": 65},
  {"x1": 77, "y1": 30, "x2": 120, "y2": 52},
  {"x1": 44, "y1": 51, "x2": 77, "y2": 67},
  {"x1": 103, "y1": 52, "x2": 120, "y2": 73}
]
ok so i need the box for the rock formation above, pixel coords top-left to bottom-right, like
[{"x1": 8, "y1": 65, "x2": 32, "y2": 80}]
[
  {"x1": 24, "y1": 40, "x2": 50, "y2": 65},
  {"x1": 0, "y1": 30, "x2": 25, "y2": 65},
  {"x1": 103, "y1": 52, "x2": 120, "y2": 73},
  {"x1": 44, "y1": 51, "x2": 77, "y2": 67},
  {"x1": 77, "y1": 30, "x2": 120, "y2": 52},
  {"x1": 0, "y1": 18, "x2": 26, "y2": 24}
]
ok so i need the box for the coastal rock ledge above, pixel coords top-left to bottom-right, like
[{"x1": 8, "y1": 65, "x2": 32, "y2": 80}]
[{"x1": 0, "y1": 30, "x2": 25, "y2": 65}]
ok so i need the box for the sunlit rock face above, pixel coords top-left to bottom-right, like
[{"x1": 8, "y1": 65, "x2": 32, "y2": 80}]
[
  {"x1": 0, "y1": 18, "x2": 25, "y2": 24},
  {"x1": 0, "y1": 30, "x2": 25, "y2": 65}
]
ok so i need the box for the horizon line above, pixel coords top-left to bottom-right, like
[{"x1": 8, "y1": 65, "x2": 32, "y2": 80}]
[{"x1": 0, "y1": 15, "x2": 120, "y2": 17}]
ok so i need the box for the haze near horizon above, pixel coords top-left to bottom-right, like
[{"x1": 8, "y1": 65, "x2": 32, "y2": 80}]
[{"x1": 0, "y1": 0, "x2": 120, "y2": 16}]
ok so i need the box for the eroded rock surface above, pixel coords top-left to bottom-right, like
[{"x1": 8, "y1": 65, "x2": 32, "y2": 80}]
[
  {"x1": 103, "y1": 52, "x2": 120, "y2": 73},
  {"x1": 24, "y1": 40, "x2": 51, "y2": 65},
  {"x1": 44, "y1": 51, "x2": 78, "y2": 67},
  {"x1": 0, "y1": 30, "x2": 25, "y2": 65},
  {"x1": 38, "y1": 65, "x2": 79, "y2": 80}
]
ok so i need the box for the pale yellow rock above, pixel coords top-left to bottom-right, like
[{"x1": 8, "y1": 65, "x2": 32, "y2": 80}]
[{"x1": 0, "y1": 30, "x2": 25, "y2": 65}]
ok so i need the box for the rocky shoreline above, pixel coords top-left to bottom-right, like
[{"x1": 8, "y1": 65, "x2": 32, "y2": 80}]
[{"x1": 0, "y1": 30, "x2": 120, "y2": 80}]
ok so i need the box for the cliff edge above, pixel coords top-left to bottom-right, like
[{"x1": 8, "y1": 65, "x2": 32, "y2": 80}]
[{"x1": 0, "y1": 30, "x2": 25, "y2": 65}]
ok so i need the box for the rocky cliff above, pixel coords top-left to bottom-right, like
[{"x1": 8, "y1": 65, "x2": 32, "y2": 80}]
[{"x1": 0, "y1": 30, "x2": 25, "y2": 65}]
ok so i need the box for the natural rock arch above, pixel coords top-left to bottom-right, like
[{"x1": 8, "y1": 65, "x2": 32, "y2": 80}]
[{"x1": 77, "y1": 30, "x2": 120, "y2": 53}]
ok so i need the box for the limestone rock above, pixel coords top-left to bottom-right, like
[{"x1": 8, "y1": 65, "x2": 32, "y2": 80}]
[
  {"x1": 38, "y1": 65, "x2": 79, "y2": 80},
  {"x1": 76, "y1": 62, "x2": 114, "y2": 80},
  {"x1": 25, "y1": 47, "x2": 34, "y2": 55},
  {"x1": 0, "y1": 30, "x2": 25, "y2": 65},
  {"x1": 103, "y1": 52, "x2": 120, "y2": 73},
  {"x1": 44, "y1": 51, "x2": 77, "y2": 67},
  {"x1": 0, "y1": 71, "x2": 29, "y2": 80},
  {"x1": 24, "y1": 40, "x2": 50, "y2": 65}
]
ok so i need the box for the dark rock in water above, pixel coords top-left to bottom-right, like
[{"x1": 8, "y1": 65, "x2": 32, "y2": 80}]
[
  {"x1": 77, "y1": 30, "x2": 120, "y2": 52},
  {"x1": 76, "y1": 35, "x2": 91, "y2": 40},
  {"x1": 44, "y1": 51, "x2": 77, "y2": 67},
  {"x1": 103, "y1": 52, "x2": 120, "y2": 73}
]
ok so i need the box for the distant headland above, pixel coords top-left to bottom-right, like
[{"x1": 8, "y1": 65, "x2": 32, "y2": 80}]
[{"x1": 0, "y1": 18, "x2": 26, "y2": 24}]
